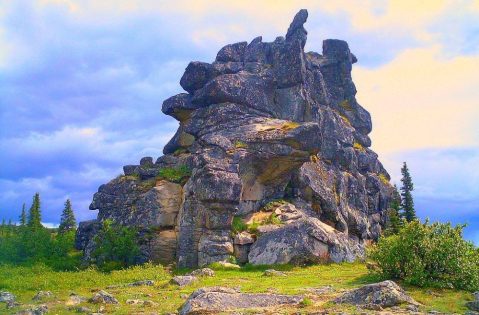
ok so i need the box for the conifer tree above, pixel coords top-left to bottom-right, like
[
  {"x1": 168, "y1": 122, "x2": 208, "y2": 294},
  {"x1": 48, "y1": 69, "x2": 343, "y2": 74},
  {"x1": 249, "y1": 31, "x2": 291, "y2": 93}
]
[
  {"x1": 20, "y1": 203, "x2": 27, "y2": 226},
  {"x1": 385, "y1": 184, "x2": 403, "y2": 235},
  {"x1": 58, "y1": 199, "x2": 77, "y2": 234},
  {"x1": 400, "y1": 162, "x2": 416, "y2": 222},
  {"x1": 28, "y1": 193, "x2": 43, "y2": 229}
]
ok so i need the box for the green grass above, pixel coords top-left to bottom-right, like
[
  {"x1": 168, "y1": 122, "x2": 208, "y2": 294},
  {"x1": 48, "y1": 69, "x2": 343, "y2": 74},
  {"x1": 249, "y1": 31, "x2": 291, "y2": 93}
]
[
  {"x1": 0, "y1": 262, "x2": 473, "y2": 314},
  {"x1": 157, "y1": 165, "x2": 191, "y2": 184}
]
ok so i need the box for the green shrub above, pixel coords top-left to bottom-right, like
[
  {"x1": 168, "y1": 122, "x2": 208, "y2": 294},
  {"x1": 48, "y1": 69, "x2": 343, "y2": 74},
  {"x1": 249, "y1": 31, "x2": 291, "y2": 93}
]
[
  {"x1": 157, "y1": 165, "x2": 191, "y2": 184},
  {"x1": 92, "y1": 220, "x2": 141, "y2": 270},
  {"x1": 232, "y1": 216, "x2": 248, "y2": 234},
  {"x1": 0, "y1": 226, "x2": 79, "y2": 270},
  {"x1": 369, "y1": 220, "x2": 479, "y2": 291}
]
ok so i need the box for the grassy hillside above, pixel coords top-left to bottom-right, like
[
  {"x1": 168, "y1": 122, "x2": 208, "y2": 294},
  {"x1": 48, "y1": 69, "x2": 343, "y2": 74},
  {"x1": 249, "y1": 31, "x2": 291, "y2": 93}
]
[{"x1": 0, "y1": 262, "x2": 474, "y2": 314}]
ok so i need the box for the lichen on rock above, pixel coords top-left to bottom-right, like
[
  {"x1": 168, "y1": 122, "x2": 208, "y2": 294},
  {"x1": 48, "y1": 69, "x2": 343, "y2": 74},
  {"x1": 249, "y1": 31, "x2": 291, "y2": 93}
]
[{"x1": 76, "y1": 9, "x2": 395, "y2": 268}]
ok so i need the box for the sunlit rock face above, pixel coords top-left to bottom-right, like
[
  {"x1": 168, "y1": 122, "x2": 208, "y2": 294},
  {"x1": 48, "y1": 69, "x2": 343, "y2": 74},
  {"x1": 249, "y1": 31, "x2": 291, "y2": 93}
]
[{"x1": 76, "y1": 9, "x2": 394, "y2": 268}]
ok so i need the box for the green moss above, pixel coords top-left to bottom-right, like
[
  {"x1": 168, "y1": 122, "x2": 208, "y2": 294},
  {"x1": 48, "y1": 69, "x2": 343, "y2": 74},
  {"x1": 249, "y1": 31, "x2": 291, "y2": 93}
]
[
  {"x1": 173, "y1": 148, "x2": 188, "y2": 156},
  {"x1": 234, "y1": 140, "x2": 248, "y2": 149},
  {"x1": 157, "y1": 165, "x2": 191, "y2": 184},
  {"x1": 353, "y1": 141, "x2": 365, "y2": 152},
  {"x1": 300, "y1": 297, "x2": 313, "y2": 307},
  {"x1": 117, "y1": 174, "x2": 140, "y2": 181},
  {"x1": 266, "y1": 212, "x2": 282, "y2": 225},
  {"x1": 281, "y1": 121, "x2": 300, "y2": 131},
  {"x1": 262, "y1": 199, "x2": 287, "y2": 212},
  {"x1": 378, "y1": 173, "x2": 389, "y2": 185},
  {"x1": 339, "y1": 99, "x2": 353, "y2": 111},
  {"x1": 339, "y1": 113, "x2": 352, "y2": 127}
]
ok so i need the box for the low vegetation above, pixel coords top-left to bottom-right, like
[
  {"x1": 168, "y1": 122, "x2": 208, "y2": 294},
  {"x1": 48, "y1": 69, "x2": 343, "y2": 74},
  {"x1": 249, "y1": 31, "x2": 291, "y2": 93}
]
[
  {"x1": 157, "y1": 165, "x2": 191, "y2": 184},
  {"x1": 0, "y1": 262, "x2": 473, "y2": 314},
  {"x1": 91, "y1": 220, "x2": 141, "y2": 271},
  {"x1": 369, "y1": 220, "x2": 479, "y2": 291},
  {"x1": 352, "y1": 141, "x2": 365, "y2": 151},
  {"x1": 234, "y1": 140, "x2": 248, "y2": 149}
]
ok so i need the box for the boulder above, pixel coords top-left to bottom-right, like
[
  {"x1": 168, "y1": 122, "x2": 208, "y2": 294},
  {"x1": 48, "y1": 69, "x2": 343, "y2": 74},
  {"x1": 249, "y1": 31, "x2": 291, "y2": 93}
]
[
  {"x1": 0, "y1": 291, "x2": 15, "y2": 303},
  {"x1": 89, "y1": 290, "x2": 119, "y2": 304},
  {"x1": 248, "y1": 218, "x2": 364, "y2": 265},
  {"x1": 334, "y1": 280, "x2": 419, "y2": 308},
  {"x1": 15, "y1": 305, "x2": 48, "y2": 315},
  {"x1": 127, "y1": 280, "x2": 155, "y2": 287},
  {"x1": 32, "y1": 291, "x2": 53, "y2": 301},
  {"x1": 187, "y1": 268, "x2": 215, "y2": 277},
  {"x1": 171, "y1": 275, "x2": 198, "y2": 287},
  {"x1": 179, "y1": 287, "x2": 303, "y2": 315}
]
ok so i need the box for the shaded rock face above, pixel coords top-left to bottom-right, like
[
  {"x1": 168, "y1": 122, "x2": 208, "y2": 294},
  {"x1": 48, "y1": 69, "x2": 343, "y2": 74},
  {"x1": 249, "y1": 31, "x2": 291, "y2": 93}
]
[{"x1": 76, "y1": 9, "x2": 394, "y2": 268}]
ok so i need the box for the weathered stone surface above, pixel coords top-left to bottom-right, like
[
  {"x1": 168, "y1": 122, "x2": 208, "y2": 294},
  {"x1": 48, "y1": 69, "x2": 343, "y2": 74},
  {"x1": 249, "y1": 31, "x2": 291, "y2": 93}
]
[
  {"x1": 171, "y1": 276, "x2": 198, "y2": 287},
  {"x1": 32, "y1": 291, "x2": 53, "y2": 301},
  {"x1": 334, "y1": 281, "x2": 419, "y2": 308},
  {"x1": 249, "y1": 217, "x2": 364, "y2": 265},
  {"x1": 127, "y1": 280, "x2": 155, "y2": 287},
  {"x1": 216, "y1": 41, "x2": 247, "y2": 62},
  {"x1": 77, "y1": 9, "x2": 394, "y2": 268},
  {"x1": 15, "y1": 305, "x2": 48, "y2": 315},
  {"x1": 0, "y1": 291, "x2": 15, "y2": 303},
  {"x1": 89, "y1": 290, "x2": 119, "y2": 304},
  {"x1": 187, "y1": 268, "x2": 215, "y2": 277},
  {"x1": 179, "y1": 287, "x2": 303, "y2": 315}
]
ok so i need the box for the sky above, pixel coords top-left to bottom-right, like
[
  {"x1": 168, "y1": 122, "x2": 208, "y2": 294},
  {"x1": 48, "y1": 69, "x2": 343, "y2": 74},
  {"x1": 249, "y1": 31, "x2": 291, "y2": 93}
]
[{"x1": 0, "y1": 0, "x2": 478, "y2": 244}]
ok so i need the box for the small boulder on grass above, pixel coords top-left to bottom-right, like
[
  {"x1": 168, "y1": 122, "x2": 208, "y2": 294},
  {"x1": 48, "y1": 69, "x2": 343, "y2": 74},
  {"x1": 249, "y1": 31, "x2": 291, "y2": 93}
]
[
  {"x1": 127, "y1": 280, "x2": 155, "y2": 287},
  {"x1": 0, "y1": 291, "x2": 15, "y2": 303},
  {"x1": 65, "y1": 293, "x2": 85, "y2": 306},
  {"x1": 89, "y1": 290, "x2": 119, "y2": 304},
  {"x1": 32, "y1": 291, "x2": 53, "y2": 301},
  {"x1": 334, "y1": 280, "x2": 419, "y2": 309},
  {"x1": 187, "y1": 268, "x2": 215, "y2": 277},
  {"x1": 171, "y1": 275, "x2": 198, "y2": 287},
  {"x1": 15, "y1": 304, "x2": 48, "y2": 315}
]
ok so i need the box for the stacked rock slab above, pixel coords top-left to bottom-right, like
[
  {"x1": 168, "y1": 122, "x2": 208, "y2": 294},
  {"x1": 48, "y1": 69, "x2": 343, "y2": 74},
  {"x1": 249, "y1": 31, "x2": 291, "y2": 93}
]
[{"x1": 76, "y1": 9, "x2": 394, "y2": 268}]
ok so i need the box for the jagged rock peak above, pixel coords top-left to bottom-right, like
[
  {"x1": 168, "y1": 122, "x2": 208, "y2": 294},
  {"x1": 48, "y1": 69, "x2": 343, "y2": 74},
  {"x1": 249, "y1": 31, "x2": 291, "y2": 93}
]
[
  {"x1": 76, "y1": 9, "x2": 394, "y2": 269},
  {"x1": 286, "y1": 9, "x2": 308, "y2": 47}
]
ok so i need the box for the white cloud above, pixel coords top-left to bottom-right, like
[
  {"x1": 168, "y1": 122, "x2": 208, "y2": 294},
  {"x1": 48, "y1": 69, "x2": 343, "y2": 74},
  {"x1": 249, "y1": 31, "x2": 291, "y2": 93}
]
[{"x1": 354, "y1": 46, "x2": 479, "y2": 153}]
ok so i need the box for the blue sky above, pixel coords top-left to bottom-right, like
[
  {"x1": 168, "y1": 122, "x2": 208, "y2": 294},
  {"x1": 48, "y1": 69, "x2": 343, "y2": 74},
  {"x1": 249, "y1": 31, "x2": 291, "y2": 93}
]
[{"x1": 0, "y1": 0, "x2": 478, "y2": 244}]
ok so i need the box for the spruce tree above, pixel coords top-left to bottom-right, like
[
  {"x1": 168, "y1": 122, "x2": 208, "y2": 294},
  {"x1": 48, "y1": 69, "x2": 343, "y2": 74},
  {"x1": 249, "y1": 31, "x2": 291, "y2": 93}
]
[
  {"x1": 58, "y1": 199, "x2": 77, "y2": 234},
  {"x1": 28, "y1": 193, "x2": 43, "y2": 229},
  {"x1": 20, "y1": 203, "x2": 27, "y2": 226},
  {"x1": 400, "y1": 162, "x2": 416, "y2": 222},
  {"x1": 385, "y1": 184, "x2": 403, "y2": 235}
]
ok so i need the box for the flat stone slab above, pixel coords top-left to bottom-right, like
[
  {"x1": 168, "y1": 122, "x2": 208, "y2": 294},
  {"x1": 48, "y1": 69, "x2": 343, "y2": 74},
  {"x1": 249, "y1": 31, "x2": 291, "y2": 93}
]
[
  {"x1": 334, "y1": 280, "x2": 419, "y2": 308},
  {"x1": 179, "y1": 286, "x2": 303, "y2": 314}
]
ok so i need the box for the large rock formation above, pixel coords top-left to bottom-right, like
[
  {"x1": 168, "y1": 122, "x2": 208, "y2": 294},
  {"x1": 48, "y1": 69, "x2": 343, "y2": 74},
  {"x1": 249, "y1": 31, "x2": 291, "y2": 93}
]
[{"x1": 76, "y1": 9, "x2": 394, "y2": 268}]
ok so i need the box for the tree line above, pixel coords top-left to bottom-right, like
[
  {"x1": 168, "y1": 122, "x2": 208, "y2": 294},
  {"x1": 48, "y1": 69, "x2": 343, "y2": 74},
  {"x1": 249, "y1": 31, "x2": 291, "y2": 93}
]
[{"x1": 0, "y1": 193, "x2": 79, "y2": 270}]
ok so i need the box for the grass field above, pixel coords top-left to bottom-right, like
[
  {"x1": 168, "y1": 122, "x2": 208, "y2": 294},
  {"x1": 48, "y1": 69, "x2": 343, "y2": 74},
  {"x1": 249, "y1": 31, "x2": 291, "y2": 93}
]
[{"x1": 0, "y1": 262, "x2": 474, "y2": 314}]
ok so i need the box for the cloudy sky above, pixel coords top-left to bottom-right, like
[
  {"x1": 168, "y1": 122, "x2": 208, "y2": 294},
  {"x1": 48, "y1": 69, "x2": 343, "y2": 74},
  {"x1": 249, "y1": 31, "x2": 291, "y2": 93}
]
[{"x1": 0, "y1": 0, "x2": 478, "y2": 244}]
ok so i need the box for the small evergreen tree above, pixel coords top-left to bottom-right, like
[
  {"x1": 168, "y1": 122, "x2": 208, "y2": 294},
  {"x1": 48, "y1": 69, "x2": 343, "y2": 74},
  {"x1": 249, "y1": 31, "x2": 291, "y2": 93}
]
[
  {"x1": 400, "y1": 162, "x2": 416, "y2": 222},
  {"x1": 28, "y1": 193, "x2": 43, "y2": 229},
  {"x1": 58, "y1": 199, "x2": 77, "y2": 234},
  {"x1": 384, "y1": 184, "x2": 403, "y2": 235},
  {"x1": 20, "y1": 203, "x2": 27, "y2": 226}
]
